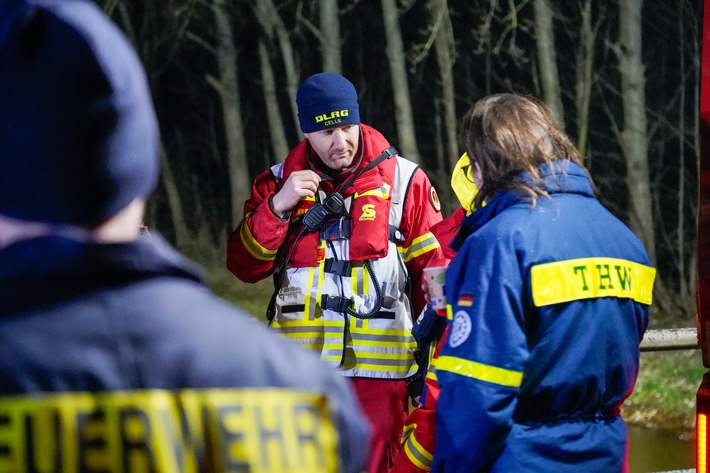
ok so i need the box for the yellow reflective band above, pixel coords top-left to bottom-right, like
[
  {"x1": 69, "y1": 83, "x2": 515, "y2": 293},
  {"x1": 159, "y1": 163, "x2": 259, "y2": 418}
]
[
  {"x1": 275, "y1": 320, "x2": 415, "y2": 339},
  {"x1": 0, "y1": 389, "x2": 338, "y2": 473},
  {"x1": 437, "y1": 355, "x2": 523, "y2": 388},
  {"x1": 426, "y1": 370, "x2": 438, "y2": 383},
  {"x1": 401, "y1": 422, "x2": 416, "y2": 444},
  {"x1": 347, "y1": 351, "x2": 412, "y2": 361},
  {"x1": 239, "y1": 216, "x2": 278, "y2": 262},
  {"x1": 323, "y1": 361, "x2": 414, "y2": 373},
  {"x1": 286, "y1": 336, "x2": 413, "y2": 350},
  {"x1": 349, "y1": 325, "x2": 416, "y2": 337},
  {"x1": 342, "y1": 357, "x2": 412, "y2": 374},
  {"x1": 306, "y1": 265, "x2": 320, "y2": 320},
  {"x1": 399, "y1": 233, "x2": 441, "y2": 263},
  {"x1": 403, "y1": 431, "x2": 433, "y2": 471},
  {"x1": 272, "y1": 319, "x2": 345, "y2": 329},
  {"x1": 354, "y1": 184, "x2": 391, "y2": 200},
  {"x1": 530, "y1": 257, "x2": 656, "y2": 307}
]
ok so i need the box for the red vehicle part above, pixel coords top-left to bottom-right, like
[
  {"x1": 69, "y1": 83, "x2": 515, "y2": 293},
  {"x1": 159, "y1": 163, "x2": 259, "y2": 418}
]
[{"x1": 698, "y1": 1, "x2": 710, "y2": 470}]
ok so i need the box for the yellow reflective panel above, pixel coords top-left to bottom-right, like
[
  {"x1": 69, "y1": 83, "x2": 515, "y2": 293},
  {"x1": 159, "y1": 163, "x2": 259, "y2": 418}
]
[
  {"x1": 530, "y1": 257, "x2": 656, "y2": 307},
  {"x1": 0, "y1": 388, "x2": 338, "y2": 473}
]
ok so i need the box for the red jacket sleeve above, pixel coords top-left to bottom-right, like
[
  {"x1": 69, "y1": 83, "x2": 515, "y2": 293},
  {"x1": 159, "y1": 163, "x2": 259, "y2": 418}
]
[
  {"x1": 430, "y1": 207, "x2": 465, "y2": 261},
  {"x1": 226, "y1": 169, "x2": 290, "y2": 283},
  {"x1": 399, "y1": 168, "x2": 444, "y2": 317},
  {"x1": 390, "y1": 326, "x2": 448, "y2": 473}
]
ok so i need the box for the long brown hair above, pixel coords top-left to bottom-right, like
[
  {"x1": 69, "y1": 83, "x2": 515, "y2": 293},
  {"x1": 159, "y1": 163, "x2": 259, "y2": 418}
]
[{"x1": 460, "y1": 93, "x2": 590, "y2": 209}]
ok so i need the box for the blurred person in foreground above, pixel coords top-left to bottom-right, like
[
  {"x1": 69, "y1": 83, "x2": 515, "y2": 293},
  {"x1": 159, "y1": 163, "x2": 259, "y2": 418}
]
[
  {"x1": 432, "y1": 93, "x2": 656, "y2": 472},
  {"x1": 0, "y1": 1, "x2": 368, "y2": 471},
  {"x1": 227, "y1": 72, "x2": 444, "y2": 473}
]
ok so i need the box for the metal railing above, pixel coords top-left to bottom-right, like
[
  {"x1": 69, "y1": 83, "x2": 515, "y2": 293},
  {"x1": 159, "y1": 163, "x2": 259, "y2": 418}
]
[{"x1": 640, "y1": 327, "x2": 699, "y2": 352}]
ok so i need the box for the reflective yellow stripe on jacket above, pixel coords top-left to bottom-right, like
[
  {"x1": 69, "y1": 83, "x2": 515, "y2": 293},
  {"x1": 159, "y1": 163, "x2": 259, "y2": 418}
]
[
  {"x1": 436, "y1": 355, "x2": 524, "y2": 388},
  {"x1": 402, "y1": 423, "x2": 433, "y2": 471},
  {"x1": 0, "y1": 389, "x2": 338, "y2": 473},
  {"x1": 530, "y1": 257, "x2": 656, "y2": 307},
  {"x1": 399, "y1": 232, "x2": 440, "y2": 263},
  {"x1": 239, "y1": 212, "x2": 279, "y2": 262}
]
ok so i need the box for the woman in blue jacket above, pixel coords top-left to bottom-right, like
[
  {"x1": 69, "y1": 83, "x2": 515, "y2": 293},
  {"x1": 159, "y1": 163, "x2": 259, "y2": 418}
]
[{"x1": 432, "y1": 93, "x2": 655, "y2": 472}]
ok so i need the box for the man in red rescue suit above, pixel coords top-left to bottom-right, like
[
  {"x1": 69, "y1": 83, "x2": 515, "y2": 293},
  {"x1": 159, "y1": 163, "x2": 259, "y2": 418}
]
[
  {"x1": 390, "y1": 153, "x2": 478, "y2": 473},
  {"x1": 227, "y1": 72, "x2": 444, "y2": 473}
]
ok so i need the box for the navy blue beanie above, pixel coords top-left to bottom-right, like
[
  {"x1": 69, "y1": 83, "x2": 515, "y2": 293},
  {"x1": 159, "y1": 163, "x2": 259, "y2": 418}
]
[
  {"x1": 0, "y1": 0, "x2": 159, "y2": 227},
  {"x1": 296, "y1": 73, "x2": 360, "y2": 133}
]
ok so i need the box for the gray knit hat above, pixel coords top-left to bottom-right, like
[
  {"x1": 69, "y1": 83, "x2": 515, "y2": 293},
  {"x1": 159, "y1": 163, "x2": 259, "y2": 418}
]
[{"x1": 0, "y1": 0, "x2": 159, "y2": 226}]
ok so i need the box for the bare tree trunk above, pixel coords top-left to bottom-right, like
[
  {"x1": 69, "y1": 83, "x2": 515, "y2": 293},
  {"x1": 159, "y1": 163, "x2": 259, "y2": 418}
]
[
  {"x1": 106, "y1": 0, "x2": 193, "y2": 244},
  {"x1": 430, "y1": 0, "x2": 458, "y2": 173},
  {"x1": 255, "y1": 0, "x2": 302, "y2": 142},
  {"x1": 426, "y1": 0, "x2": 458, "y2": 213},
  {"x1": 320, "y1": 0, "x2": 342, "y2": 73},
  {"x1": 159, "y1": 146, "x2": 190, "y2": 248},
  {"x1": 259, "y1": 40, "x2": 290, "y2": 161},
  {"x1": 615, "y1": 0, "x2": 675, "y2": 314},
  {"x1": 677, "y1": 9, "x2": 687, "y2": 299},
  {"x1": 575, "y1": 0, "x2": 595, "y2": 159},
  {"x1": 616, "y1": 0, "x2": 656, "y2": 263},
  {"x1": 212, "y1": 0, "x2": 250, "y2": 225},
  {"x1": 381, "y1": 0, "x2": 422, "y2": 164},
  {"x1": 533, "y1": 0, "x2": 565, "y2": 128}
]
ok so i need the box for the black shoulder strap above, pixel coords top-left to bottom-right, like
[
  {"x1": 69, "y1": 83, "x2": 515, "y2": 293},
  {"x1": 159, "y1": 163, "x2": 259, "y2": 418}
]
[{"x1": 335, "y1": 146, "x2": 398, "y2": 194}]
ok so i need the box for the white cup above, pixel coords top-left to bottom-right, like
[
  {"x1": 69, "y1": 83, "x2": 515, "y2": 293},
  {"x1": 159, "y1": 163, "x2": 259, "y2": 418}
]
[{"x1": 423, "y1": 265, "x2": 447, "y2": 315}]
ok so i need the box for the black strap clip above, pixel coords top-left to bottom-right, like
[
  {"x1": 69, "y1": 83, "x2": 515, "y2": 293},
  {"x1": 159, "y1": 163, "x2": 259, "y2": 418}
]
[
  {"x1": 323, "y1": 258, "x2": 353, "y2": 276},
  {"x1": 321, "y1": 294, "x2": 353, "y2": 313}
]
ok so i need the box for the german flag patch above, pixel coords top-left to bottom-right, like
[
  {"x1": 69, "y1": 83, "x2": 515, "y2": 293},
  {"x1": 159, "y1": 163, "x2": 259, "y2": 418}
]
[{"x1": 458, "y1": 293, "x2": 473, "y2": 306}]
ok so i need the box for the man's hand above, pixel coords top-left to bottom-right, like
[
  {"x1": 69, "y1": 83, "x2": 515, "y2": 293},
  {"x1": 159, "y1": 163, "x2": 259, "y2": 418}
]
[{"x1": 270, "y1": 170, "x2": 321, "y2": 217}]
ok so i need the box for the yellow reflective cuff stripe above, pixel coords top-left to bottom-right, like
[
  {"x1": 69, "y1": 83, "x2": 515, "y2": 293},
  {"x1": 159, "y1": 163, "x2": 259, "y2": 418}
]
[
  {"x1": 399, "y1": 232, "x2": 440, "y2": 263},
  {"x1": 401, "y1": 422, "x2": 416, "y2": 444},
  {"x1": 404, "y1": 430, "x2": 433, "y2": 470},
  {"x1": 426, "y1": 354, "x2": 438, "y2": 382},
  {"x1": 530, "y1": 257, "x2": 656, "y2": 307},
  {"x1": 437, "y1": 355, "x2": 523, "y2": 388},
  {"x1": 239, "y1": 217, "x2": 278, "y2": 262},
  {"x1": 0, "y1": 389, "x2": 338, "y2": 473}
]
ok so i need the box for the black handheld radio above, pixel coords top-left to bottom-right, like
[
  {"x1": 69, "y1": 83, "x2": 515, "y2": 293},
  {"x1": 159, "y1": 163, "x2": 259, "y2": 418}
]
[{"x1": 302, "y1": 192, "x2": 345, "y2": 232}]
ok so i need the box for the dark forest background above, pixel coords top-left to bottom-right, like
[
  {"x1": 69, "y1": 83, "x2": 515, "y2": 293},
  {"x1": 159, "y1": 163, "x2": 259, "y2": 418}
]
[{"x1": 95, "y1": 0, "x2": 702, "y2": 326}]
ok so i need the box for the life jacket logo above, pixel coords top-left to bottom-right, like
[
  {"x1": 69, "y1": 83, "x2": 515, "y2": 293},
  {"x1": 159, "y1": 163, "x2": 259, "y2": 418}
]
[
  {"x1": 359, "y1": 204, "x2": 376, "y2": 221},
  {"x1": 429, "y1": 186, "x2": 441, "y2": 212},
  {"x1": 294, "y1": 198, "x2": 315, "y2": 216}
]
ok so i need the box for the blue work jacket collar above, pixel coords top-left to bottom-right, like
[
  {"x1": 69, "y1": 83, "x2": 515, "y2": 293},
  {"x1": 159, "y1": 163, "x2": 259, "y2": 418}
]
[
  {"x1": 451, "y1": 160, "x2": 594, "y2": 252},
  {"x1": 0, "y1": 233, "x2": 204, "y2": 316}
]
